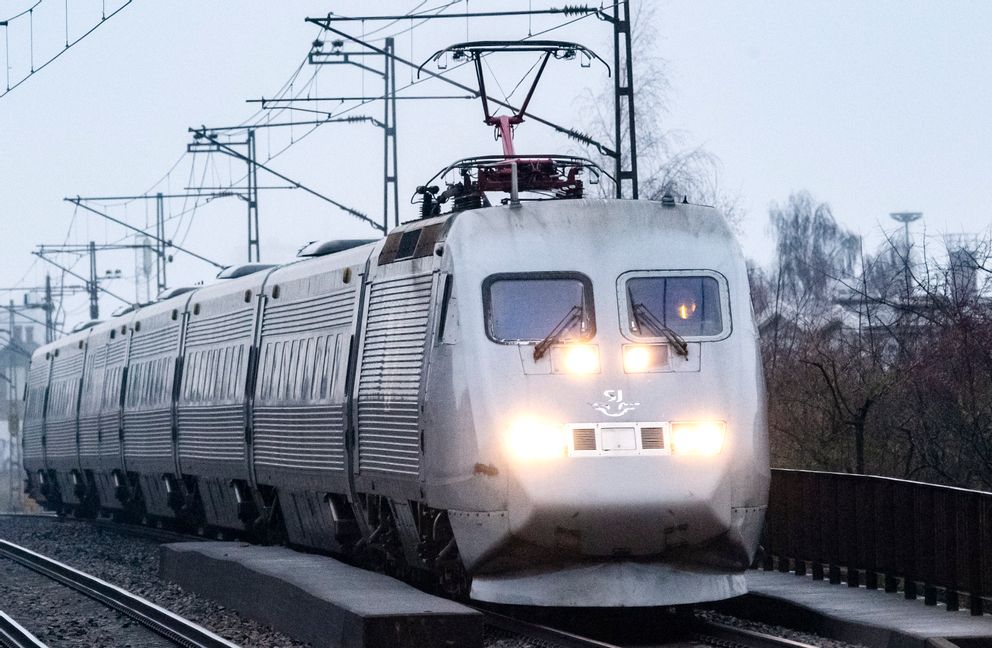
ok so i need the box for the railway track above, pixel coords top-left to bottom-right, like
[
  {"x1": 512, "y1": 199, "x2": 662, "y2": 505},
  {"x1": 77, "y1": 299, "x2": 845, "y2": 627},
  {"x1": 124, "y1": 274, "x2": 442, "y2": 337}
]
[
  {"x1": 482, "y1": 607, "x2": 623, "y2": 647},
  {"x1": 480, "y1": 606, "x2": 823, "y2": 648},
  {"x1": 0, "y1": 611, "x2": 47, "y2": 648},
  {"x1": 690, "y1": 618, "x2": 821, "y2": 648},
  {"x1": 0, "y1": 540, "x2": 239, "y2": 648}
]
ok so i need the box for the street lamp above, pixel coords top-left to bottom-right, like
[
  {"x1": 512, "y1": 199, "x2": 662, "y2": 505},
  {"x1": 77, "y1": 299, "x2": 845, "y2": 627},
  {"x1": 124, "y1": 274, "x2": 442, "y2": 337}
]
[{"x1": 890, "y1": 212, "x2": 922, "y2": 298}]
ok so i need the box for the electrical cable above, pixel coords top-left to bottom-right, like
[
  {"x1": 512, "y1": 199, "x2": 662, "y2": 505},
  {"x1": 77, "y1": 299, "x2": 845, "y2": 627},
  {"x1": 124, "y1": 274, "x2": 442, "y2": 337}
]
[{"x1": 0, "y1": 0, "x2": 133, "y2": 99}]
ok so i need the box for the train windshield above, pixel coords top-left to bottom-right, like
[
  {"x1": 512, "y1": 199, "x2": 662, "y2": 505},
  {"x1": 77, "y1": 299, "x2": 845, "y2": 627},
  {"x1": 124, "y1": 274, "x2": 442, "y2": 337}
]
[
  {"x1": 623, "y1": 274, "x2": 726, "y2": 338},
  {"x1": 484, "y1": 272, "x2": 595, "y2": 343}
]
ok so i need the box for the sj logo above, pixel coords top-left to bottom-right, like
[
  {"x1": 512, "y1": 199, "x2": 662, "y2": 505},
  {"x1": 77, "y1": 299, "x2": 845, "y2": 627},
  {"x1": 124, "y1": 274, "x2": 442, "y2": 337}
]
[{"x1": 590, "y1": 389, "x2": 639, "y2": 417}]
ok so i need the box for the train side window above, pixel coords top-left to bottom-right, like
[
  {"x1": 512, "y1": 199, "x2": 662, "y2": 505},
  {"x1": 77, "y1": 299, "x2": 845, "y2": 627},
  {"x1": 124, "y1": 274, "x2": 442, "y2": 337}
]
[
  {"x1": 482, "y1": 272, "x2": 595, "y2": 344},
  {"x1": 395, "y1": 229, "x2": 422, "y2": 260},
  {"x1": 302, "y1": 338, "x2": 314, "y2": 399},
  {"x1": 291, "y1": 339, "x2": 304, "y2": 400},
  {"x1": 258, "y1": 343, "x2": 271, "y2": 400},
  {"x1": 618, "y1": 270, "x2": 731, "y2": 341},
  {"x1": 275, "y1": 341, "x2": 287, "y2": 400},
  {"x1": 229, "y1": 346, "x2": 238, "y2": 400},
  {"x1": 198, "y1": 351, "x2": 207, "y2": 400},
  {"x1": 436, "y1": 275, "x2": 454, "y2": 343}
]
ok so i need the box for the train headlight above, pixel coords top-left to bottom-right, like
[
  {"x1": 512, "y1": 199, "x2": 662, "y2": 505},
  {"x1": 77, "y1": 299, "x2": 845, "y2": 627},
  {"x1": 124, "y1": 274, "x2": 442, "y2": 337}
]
[
  {"x1": 552, "y1": 344, "x2": 600, "y2": 374},
  {"x1": 505, "y1": 417, "x2": 567, "y2": 460},
  {"x1": 671, "y1": 421, "x2": 725, "y2": 456},
  {"x1": 623, "y1": 344, "x2": 667, "y2": 373}
]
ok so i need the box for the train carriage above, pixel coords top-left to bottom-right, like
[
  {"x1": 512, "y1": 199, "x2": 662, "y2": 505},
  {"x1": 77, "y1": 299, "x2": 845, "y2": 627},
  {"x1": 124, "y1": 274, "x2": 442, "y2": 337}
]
[
  {"x1": 175, "y1": 269, "x2": 271, "y2": 529},
  {"x1": 83, "y1": 316, "x2": 137, "y2": 510},
  {"x1": 122, "y1": 294, "x2": 192, "y2": 518},
  {"x1": 22, "y1": 348, "x2": 52, "y2": 503},
  {"x1": 252, "y1": 243, "x2": 366, "y2": 552},
  {"x1": 42, "y1": 331, "x2": 89, "y2": 507}
]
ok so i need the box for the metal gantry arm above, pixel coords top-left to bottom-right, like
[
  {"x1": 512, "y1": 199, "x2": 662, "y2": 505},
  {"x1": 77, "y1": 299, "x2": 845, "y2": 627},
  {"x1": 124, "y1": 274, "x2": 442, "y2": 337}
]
[
  {"x1": 307, "y1": 37, "x2": 400, "y2": 232},
  {"x1": 187, "y1": 127, "x2": 263, "y2": 262},
  {"x1": 32, "y1": 245, "x2": 134, "y2": 319},
  {"x1": 0, "y1": 277, "x2": 84, "y2": 343},
  {"x1": 66, "y1": 197, "x2": 225, "y2": 271},
  {"x1": 188, "y1": 127, "x2": 382, "y2": 234}
]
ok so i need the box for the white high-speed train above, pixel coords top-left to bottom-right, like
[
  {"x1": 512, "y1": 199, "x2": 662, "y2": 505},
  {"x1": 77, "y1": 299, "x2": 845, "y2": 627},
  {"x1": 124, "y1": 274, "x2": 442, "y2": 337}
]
[
  {"x1": 22, "y1": 39, "x2": 768, "y2": 607},
  {"x1": 22, "y1": 187, "x2": 768, "y2": 606}
]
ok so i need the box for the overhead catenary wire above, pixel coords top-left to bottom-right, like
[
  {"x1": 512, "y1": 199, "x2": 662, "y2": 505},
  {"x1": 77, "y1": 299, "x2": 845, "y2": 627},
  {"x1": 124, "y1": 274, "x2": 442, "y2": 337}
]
[
  {"x1": 0, "y1": 0, "x2": 134, "y2": 98},
  {"x1": 78, "y1": 0, "x2": 454, "y2": 233},
  {"x1": 45, "y1": 2, "x2": 612, "y2": 323}
]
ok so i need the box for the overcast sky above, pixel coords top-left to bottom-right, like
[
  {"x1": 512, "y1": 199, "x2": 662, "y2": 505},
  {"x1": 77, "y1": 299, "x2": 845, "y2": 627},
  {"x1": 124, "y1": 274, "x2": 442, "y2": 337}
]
[{"x1": 1, "y1": 1, "x2": 990, "y2": 331}]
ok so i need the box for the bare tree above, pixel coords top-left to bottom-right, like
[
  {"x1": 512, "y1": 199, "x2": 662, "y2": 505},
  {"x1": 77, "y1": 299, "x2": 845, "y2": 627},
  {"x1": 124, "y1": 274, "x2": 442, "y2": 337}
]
[
  {"x1": 758, "y1": 197, "x2": 992, "y2": 488},
  {"x1": 579, "y1": 2, "x2": 741, "y2": 226}
]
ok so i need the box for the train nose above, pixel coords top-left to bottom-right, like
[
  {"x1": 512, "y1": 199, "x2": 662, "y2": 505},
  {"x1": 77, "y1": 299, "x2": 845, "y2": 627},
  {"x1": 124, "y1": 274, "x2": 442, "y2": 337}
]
[{"x1": 506, "y1": 454, "x2": 734, "y2": 556}]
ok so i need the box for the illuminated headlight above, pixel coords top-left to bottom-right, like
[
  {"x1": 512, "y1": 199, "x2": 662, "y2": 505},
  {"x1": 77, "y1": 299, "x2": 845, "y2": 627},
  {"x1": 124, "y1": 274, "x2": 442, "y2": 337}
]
[
  {"x1": 671, "y1": 421, "x2": 726, "y2": 456},
  {"x1": 623, "y1": 344, "x2": 667, "y2": 373},
  {"x1": 505, "y1": 417, "x2": 567, "y2": 460},
  {"x1": 551, "y1": 344, "x2": 600, "y2": 374}
]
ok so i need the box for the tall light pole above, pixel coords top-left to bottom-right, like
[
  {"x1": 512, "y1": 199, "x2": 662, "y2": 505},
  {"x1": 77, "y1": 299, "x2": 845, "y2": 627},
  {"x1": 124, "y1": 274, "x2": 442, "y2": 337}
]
[{"x1": 890, "y1": 212, "x2": 922, "y2": 299}]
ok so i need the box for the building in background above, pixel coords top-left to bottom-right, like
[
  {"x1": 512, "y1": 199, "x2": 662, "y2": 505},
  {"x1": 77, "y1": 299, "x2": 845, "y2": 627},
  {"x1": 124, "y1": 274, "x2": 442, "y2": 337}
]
[{"x1": 1, "y1": 311, "x2": 42, "y2": 511}]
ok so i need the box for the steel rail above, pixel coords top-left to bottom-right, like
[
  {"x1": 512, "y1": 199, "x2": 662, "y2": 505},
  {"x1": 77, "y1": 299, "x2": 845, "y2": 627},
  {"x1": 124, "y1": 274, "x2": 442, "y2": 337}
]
[
  {"x1": 479, "y1": 607, "x2": 623, "y2": 648},
  {"x1": 0, "y1": 540, "x2": 239, "y2": 648},
  {"x1": 88, "y1": 518, "x2": 199, "y2": 545},
  {"x1": 479, "y1": 605, "x2": 823, "y2": 648},
  {"x1": 691, "y1": 619, "x2": 820, "y2": 648},
  {"x1": 0, "y1": 611, "x2": 48, "y2": 648}
]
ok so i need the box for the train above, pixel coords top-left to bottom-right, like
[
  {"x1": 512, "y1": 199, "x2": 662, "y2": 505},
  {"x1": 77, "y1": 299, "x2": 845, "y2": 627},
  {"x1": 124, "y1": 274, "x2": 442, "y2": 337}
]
[
  {"x1": 21, "y1": 189, "x2": 769, "y2": 606},
  {"x1": 20, "y1": 40, "x2": 769, "y2": 608}
]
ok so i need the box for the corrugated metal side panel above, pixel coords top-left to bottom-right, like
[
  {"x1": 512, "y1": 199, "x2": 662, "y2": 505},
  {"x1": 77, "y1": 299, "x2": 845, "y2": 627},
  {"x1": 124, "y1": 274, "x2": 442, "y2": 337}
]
[
  {"x1": 98, "y1": 362, "x2": 124, "y2": 463},
  {"x1": 78, "y1": 415, "x2": 100, "y2": 459},
  {"x1": 44, "y1": 418, "x2": 76, "y2": 461},
  {"x1": 356, "y1": 401, "x2": 420, "y2": 475},
  {"x1": 27, "y1": 360, "x2": 49, "y2": 389},
  {"x1": 23, "y1": 420, "x2": 44, "y2": 462},
  {"x1": 98, "y1": 415, "x2": 121, "y2": 459},
  {"x1": 178, "y1": 404, "x2": 244, "y2": 463},
  {"x1": 253, "y1": 405, "x2": 345, "y2": 471},
  {"x1": 129, "y1": 325, "x2": 179, "y2": 360},
  {"x1": 185, "y1": 309, "x2": 253, "y2": 347},
  {"x1": 44, "y1": 364, "x2": 82, "y2": 465},
  {"x1": 50, "y1": 352, "x2": 85, "y2": 381},
  {"x1": 23, "y1": 360, "x2": 50, "y2": 464},
  {"x1": 262, "y1": 289, "x2": 355, "y2": 337},
  {"x1": 123, "y1": 409, "x2": 173, "y2": 459},
  {"x1": 178, "y1": 307, "x2": 253, "y2": 471},
  {"x1": 357, "y1": 273, "x2": 433, "y2": 477},
  {"x1": 107, "y1": 340, "x2": 127, "y2": 366},
  {"x1": 79, "y1": 344, "x2": 108, "y2": 417}
]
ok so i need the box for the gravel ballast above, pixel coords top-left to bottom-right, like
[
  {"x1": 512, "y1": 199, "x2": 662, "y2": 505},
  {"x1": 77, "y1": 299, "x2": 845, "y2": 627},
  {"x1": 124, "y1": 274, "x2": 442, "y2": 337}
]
[
  {"x1": 0, "y1": 555, "x2": 175, "y2": 648},
  {"x1": 0, "y1": 515, "x2": 309, "y2": 648}
]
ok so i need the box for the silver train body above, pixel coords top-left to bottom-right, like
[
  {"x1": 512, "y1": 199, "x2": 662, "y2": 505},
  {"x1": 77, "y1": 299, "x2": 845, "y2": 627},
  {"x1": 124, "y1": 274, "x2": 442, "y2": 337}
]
[{"x1": 22, "y1": 198, "x2": 769, "y2": 607}]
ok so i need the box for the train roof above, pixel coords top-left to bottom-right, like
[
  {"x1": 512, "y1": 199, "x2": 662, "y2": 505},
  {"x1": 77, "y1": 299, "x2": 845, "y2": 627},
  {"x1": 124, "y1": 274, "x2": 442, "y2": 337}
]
[{"x1": 35, "y1": 198, "x2": 736, "y2": 361}]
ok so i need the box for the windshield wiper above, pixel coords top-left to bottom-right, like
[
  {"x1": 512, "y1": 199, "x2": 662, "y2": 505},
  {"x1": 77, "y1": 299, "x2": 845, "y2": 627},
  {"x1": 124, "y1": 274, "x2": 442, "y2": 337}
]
[
  {"x1": 533, "y1": 305, "x2": 584, "y2": 361},
  {"x1": 631, "y1": 302, "x2": 689, "y2": 358}
]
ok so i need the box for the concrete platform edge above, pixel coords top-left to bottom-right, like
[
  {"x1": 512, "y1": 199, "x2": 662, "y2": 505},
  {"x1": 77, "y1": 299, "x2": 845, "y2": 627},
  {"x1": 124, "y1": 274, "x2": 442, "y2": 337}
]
[
  {"x1": 713, "y1": 590, "x2": 991, "y2": 648},
  {"x1": 159, "y1": 542, "x2": 482, "y2": 648}
]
